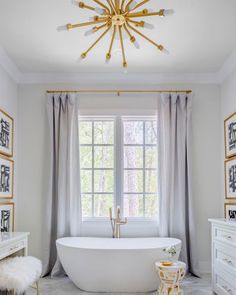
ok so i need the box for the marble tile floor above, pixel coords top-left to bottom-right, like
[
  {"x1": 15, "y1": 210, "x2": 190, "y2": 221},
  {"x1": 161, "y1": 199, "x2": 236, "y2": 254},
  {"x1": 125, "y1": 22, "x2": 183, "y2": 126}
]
[{"x1": 26, "y1": 275, "x2": 213, "y2": 295}]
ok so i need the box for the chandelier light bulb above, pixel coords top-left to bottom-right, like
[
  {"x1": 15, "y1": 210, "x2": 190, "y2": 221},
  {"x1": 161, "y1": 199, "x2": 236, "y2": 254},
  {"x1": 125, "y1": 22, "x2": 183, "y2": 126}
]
[
  {"x1": 133, "y1": 40, "x2": 140, "y2": 49},
  {"x1": 57, "y1": 25, "x2": 68, "y2": 32},
  {"x1": 143, "y1": 22, "x2": 154, "y2": 29},
  {"x1": 161, "y1": 48, "x2": 170, "y2": 55},
  {"x1": 163, "y1": 9, "x2": 174, "y2": 16},
  {"x1": 95, "y1": 7, "x2": 105, "y2": 15},
  {"x1": 129, "y1": 1, "x2": 138, "y2": 10},
  {"x1": 84, "y1": 28, "x2": 94, "y2": 36},
  {"x1": 71, "y1": 0, "x2": 79, "y2": 6}
]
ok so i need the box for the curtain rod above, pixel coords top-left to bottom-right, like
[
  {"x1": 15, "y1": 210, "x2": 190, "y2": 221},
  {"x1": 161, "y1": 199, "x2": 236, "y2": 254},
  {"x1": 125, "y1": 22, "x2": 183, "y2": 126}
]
[{"x1": 46, "y1": 89, "x2": 192, "y2": 95}]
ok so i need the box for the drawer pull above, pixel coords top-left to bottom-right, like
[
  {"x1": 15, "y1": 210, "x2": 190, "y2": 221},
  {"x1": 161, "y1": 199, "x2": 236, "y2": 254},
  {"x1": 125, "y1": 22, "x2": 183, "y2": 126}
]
[
  {"x1": 223, "y1": 235, "x2": 233, "y2": 240},
  {"x1": 223, "y1": 258, "x2": 233, "y2": 265},
  {"x1": 9, "y1": 245, "x2": 19, "y2": 251},
  {"x1": 222, "y1": 285, "x2": 233, "y2": 294}
]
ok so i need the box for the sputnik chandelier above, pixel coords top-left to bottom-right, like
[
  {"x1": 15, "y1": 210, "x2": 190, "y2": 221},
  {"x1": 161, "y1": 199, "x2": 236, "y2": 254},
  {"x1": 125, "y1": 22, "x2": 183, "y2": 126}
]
[{"x1": 57, "y1": 0, "x2": 174, "y2": 68}]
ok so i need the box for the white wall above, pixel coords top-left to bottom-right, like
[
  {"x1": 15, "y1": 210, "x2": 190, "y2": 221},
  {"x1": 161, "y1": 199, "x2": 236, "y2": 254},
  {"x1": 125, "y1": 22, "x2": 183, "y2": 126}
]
[
  {"x1": 220, "y1": 69, "x2": 236, "y2": 214},
  {"x1": 0, "y1": 65, "x2": 18, "y2": 225},
  {"x1": 18, "y1": 83, "x2": 221, "y2": 274}
]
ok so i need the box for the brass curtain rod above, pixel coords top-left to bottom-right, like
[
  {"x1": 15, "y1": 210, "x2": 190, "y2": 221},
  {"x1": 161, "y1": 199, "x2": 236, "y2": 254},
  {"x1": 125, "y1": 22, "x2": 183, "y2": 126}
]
[{"x1": 46, "y1": 89, "x2": 192, "y2": 94}]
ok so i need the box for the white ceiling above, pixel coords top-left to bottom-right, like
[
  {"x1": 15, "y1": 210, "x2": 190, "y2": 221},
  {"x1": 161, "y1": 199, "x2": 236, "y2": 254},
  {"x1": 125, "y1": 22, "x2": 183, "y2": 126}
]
[{"x1": 0, "y1": 0, "x2": 236, "y2": 74}]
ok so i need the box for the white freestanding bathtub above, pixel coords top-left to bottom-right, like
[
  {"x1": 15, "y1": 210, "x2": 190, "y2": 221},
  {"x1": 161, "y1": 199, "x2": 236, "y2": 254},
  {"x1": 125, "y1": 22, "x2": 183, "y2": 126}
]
[{"x1": 56, "y1": 237, "x2": 181, "y2": 292}]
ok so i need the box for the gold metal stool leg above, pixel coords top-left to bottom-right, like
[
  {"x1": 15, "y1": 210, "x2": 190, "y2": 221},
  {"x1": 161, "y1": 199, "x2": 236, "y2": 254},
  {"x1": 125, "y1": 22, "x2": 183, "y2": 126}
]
[{"x1": 36, "y1": 281, "x2": 40, "y2": 295}]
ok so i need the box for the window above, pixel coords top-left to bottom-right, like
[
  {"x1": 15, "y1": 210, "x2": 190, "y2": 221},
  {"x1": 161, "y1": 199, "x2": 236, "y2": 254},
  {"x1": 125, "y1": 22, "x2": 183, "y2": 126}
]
[
  {"x1": 123, "y1": 118, "x2": 158, "y2": 218},
  {"x1": 79, "y1": 116, "x2": 158, "y2": 220},
  {"x1": 79, "y1": 118, "x2": 115, "y2": 218}
]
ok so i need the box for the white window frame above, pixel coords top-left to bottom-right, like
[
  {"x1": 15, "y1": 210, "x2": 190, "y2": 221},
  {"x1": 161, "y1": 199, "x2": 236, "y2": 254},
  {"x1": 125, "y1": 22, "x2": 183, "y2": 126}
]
[
  {"x1": 79, "y1": 115, "x2": 158, "y2": 222},
  {"x1": 79, "y1": 116, "x2": 116, "y2": 220}
]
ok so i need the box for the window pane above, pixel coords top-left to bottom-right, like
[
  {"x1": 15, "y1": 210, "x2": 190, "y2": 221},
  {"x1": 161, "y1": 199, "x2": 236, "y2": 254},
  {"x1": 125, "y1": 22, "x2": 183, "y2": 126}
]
[
  {"x1": 94, "y1": 170, "x2": 114, "y2": 192},
  {"x1": 145, "y1": 195, "x2": 158, "y2": 217},
  {"x1": 80, "y1": 146, "x2": 92, "y2": 168},
  {"x1": 124, "y1": 146, "x2": 143, "y2": 168},
  {"x1": 124, "y1": 194, "x2": 143, "y2": 217},
  {"x1": 82, "y1": 194, "x2": 92, "y2": 217},
  {"x1": 94, "y1": 121, "x2": 114, "y2": 144},
  {"x1": 79, "y1": 121, "x2": 92, "y2": 144},
  {"x1": 145, "y1": 121, "x2": 157, "y2": 144},
  {"x1": 94, "y1": 146, "x2": 114, "y2": 168},
  {"x1": 81, "y1": 170, "x2": 92, "y2": 193},
  {"x1": 145, "y1": 147, "x2": 157, "y2": 169},
  {"x1": 145, "y1": 170, "x2": 157, "y2": 192},
  {"x1": 124, "y1": 170, "x2": 143, "y2": 192},
  {"x1": 94, "y1": 194, "x2": 113, "y2": 217},
  {"x1": 124, "y1": 121, "x2": 143, "y2": 144}
]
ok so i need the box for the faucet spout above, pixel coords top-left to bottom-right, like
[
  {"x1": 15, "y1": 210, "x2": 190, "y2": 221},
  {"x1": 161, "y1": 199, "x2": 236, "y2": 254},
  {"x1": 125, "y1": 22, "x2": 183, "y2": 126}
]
[{"x1": 109, "y1": 207, "x2": 128, "y2": 238}]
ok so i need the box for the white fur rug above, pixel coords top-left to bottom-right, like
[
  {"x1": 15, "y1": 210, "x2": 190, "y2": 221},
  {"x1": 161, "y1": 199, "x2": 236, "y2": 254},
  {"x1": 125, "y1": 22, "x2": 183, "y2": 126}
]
[{"x1": 0, "y1": 256, "x2": 42, "y2": 293}]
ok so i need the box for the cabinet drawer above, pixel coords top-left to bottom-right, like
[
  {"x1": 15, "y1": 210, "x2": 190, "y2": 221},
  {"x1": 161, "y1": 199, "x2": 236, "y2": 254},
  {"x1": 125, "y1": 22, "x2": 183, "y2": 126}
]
[
  {"x1": 214, "y1": 242, "x2": 236, "y2": 275},
  {"x1": 214, "y1": 226, "x2": 236, "y2": 245},
  {"x1": 0, "y1": 239, "x2": 26, "y2": 260},
  {"x1": 214, "y1": 273, "x2": 236, "y2": 295}
]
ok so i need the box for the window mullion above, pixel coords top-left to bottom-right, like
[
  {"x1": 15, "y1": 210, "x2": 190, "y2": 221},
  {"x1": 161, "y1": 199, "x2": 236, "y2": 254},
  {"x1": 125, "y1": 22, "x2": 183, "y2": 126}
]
[
  {"x1": 115, "y1": 116, "x2": 122, "y2": 212},
  {"x1": 143, "y1": 121, "x2": 146, "y2": 217},
  {"x1": 92, "y1": 121, "x2": 95, "y2": 217}
]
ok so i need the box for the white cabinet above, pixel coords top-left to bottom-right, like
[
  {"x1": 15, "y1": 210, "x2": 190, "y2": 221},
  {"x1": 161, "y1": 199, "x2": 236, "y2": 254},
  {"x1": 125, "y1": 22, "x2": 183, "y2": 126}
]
[
  {"x1": 0, "y1": 232, "x2": 29, "y2": 260},
  {"x1": 209, "y1": 219, "x2": 236, "y2": 295}
]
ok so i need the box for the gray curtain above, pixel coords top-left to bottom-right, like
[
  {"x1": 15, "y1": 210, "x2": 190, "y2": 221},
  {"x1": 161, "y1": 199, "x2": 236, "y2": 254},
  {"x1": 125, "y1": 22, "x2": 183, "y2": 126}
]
[
  {"x1": 157, "y1": 93, "x2": 199, "y2": 275},
  {"x1": 43, "y1": 93, "x2": 82, "y2": 277}
]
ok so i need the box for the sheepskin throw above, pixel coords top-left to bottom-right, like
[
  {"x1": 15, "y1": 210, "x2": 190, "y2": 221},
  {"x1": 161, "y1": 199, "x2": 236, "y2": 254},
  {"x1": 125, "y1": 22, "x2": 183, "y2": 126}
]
[{"x1": 0, "y1": 256, "x2": 42, "y2": 293}]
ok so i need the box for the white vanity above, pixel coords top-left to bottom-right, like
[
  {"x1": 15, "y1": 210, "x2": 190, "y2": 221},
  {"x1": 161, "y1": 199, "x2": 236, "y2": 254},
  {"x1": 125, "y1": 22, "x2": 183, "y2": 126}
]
[
  {"x1": 0, "y1": 232, "x2": 29, "y2": 260},
  {"x1": 209, "y1": 219, "x2": 236, "y2": 295}
]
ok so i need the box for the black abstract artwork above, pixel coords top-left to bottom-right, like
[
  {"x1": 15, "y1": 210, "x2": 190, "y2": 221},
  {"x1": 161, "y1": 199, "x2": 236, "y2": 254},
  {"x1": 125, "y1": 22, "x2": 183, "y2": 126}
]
[
  {"x1": 0, "y1": 209, "x2": 10, "y2": 232},
  {"x1": 229, "y1": 210, "x2": 236, "y2": 220},
  {"x1": 229, "y1": 164, "x2": 236, "y2": 193},
  {"x1": 0, "y1": 118, "x2": 10, "y2": 149},
  {"x1": 228, "y1": 121, "x2": 236, "y2": 151},
  {"x1": 0, "y1": 164, "x2": 10, "y2": 193}
]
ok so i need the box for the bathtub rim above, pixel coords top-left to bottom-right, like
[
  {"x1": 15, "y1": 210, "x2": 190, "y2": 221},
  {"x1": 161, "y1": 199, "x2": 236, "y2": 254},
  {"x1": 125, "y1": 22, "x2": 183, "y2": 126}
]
[{"x1": 56, "y1": 237, "x2": 182, "y2": 251}]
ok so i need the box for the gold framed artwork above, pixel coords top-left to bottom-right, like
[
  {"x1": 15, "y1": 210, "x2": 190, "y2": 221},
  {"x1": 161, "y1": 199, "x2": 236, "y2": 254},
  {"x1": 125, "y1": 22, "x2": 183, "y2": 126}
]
[
  {"x1": 224, "y1": 203, "x2": 236, "y2": 221},
  {"x1": 225, "y1": 157, "x2": 236, "y2": 200},
  {"x1": 0, "y1": 108, "x2": 14, "y2": 158},
  {"x1": 224, "y1": 112, "x2": 236, "y2": 158},
  {"x1": 0, "y1": 155, "x2": 14, "y2": 199},
  {"x1": 0, "y1": 202, "x2": 14, "y2": 232}
]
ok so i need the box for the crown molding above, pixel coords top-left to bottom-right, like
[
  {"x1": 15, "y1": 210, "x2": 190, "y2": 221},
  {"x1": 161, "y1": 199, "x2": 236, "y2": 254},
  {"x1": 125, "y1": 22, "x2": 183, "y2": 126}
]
[
  {"x1": 217, "y1": 49, "x2": 236, "y2": 83},
  {"x1": 0, "y1": 46, "x2": 21, "y2": 83},
  {"x1": 19, "y1": 71, "x2": 218, "y2": 85},
  {"x1": 1, "y1": 44, "x2": 236, "y2": 85}
]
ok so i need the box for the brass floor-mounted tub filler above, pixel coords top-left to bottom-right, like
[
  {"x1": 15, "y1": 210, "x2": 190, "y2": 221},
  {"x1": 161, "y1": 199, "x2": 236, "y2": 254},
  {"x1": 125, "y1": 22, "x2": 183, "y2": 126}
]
[
  {"x1": 57, "y1": 0, "x2": 174, "y2": 68},
  {"x1": 109, "y1": 207, "x2": 127, "y2": 238}
]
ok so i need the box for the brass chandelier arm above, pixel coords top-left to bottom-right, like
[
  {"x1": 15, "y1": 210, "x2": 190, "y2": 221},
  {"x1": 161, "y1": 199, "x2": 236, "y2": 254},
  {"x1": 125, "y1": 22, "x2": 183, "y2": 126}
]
[
  {"x1": 81, "y1": 24, "x2": 112, "y2": 57},
  {"x1": 118, "y1": 25, "x2": 127, "y2": 67},
  {"x1": 128, "y1": 19, "x2": 144, "y2": 27},
  {"x1": 68, "y1": 19, "x2": 108, "y2": 29},
  {"x1": 115, "y1": 0, "x2": 120, "y2": 12},
  {"x1": 126, "y1": 22, "x2": 163, "y2": 50},
  {"x1": 123, "y1": 23, "x2": 132, "y2": 38},
  {"x1": 131, "y1": 0, "x2": 150, "y2": 11},
  {"x1": 78, "y1": 2, "x2": 95, "y2": 11},
  {"x1": 94, "y1": 22, "x2": 110, "y2": 32},
  {"x1": 92, "y1": 0, "x2": 110, "y2": 13},
  {"x1": 125, "y1": 0, "x2": 136, "y2": 11},
  {"x1": 106, "y1": 26, "x2": 117, "y2": 59},
  {"x1": 106, "y1": 0, "x2": 117, "y2": 14},
  {"x1": 127, "y1": 9, "x2": 164, "y2": 18},
  {"x1": 121, "y1": 0, "x2": 127, "y2": 12}
]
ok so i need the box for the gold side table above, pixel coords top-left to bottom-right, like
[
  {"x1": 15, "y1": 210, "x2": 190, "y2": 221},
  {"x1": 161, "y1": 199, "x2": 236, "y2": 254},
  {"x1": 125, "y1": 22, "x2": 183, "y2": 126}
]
[{"x1": 155, "y1": 261, "x2": 186, "y2": 295}]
